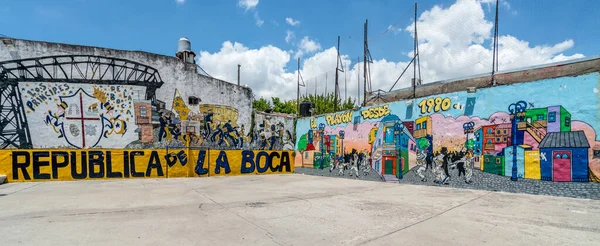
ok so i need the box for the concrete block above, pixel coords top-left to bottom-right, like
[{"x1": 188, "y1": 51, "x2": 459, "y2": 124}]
[{"x1": 0, "y1": 175, "x2": 6, "y2": 184}]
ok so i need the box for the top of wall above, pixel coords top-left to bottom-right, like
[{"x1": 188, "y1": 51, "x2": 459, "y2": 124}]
[
  {"x1": 0, "y1": 37, "x2": 252, "y2": 94},
  {"x1": 366, "y1": 56, "x2": 600, "y2": 106}
]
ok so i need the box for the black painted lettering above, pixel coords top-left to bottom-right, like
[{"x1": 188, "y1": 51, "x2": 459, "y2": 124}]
[
  {"x1": 256, "y1": 151, "x2": 270, "y2": 173},
  {"x1": 12, "y1": 151, "x2": 31, "y2": 180},
  {"x1": 51, "y1": 151, "x2": 69, "y2": 179},
  {"x1": 146, "y1": 151, "x2": 164, "y2": 177},
  {"x1": 32, "y1": 152, "x2": 51, "y2": 179},
  {"x1": 106, "y1": 151, "x2": 123, "y2": 178},
  {"x1": 88, "y1": 151, "x2": 105, "y2": 178},
  {"x1": 280, "y1": 152, "x2": 291, "y2": 172},
  {"x1": 123, "y1": 151, "x2": 130, "y2": 178},
  {"x1": 269, "y1": 152, "x2": 281, "y2": 172},
  {"x1": 214, "y1": 151, "x2": 231, "y2": 174},
  {"x1": 194, "y1": 150, "x2": 208, "y2": 175},
  {"x1": 129, "y1": 151, "x2": 144, "y2": 177},
  {"x1": 240, "y1": 150, "x2": 255, "y2": 173},
  {"x1": 71, "y1": 152, "x2": 87, "y2": 179}
]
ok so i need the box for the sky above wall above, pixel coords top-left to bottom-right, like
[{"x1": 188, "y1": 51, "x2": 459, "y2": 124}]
[{"x1": 0, "y1": 0, "x2": 598, "y2": 102}]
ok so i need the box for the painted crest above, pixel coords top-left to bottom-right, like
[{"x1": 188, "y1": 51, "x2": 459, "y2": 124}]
[{"x1": 56, "y1": 88, "x2": 105, "y2": 148}]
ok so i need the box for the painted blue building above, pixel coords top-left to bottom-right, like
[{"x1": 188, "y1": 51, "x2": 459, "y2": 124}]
[{"x1": 539, "y1": 131, "x2": 590, "y2": 182}]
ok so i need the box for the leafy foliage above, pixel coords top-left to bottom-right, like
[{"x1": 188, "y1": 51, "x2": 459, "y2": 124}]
[
  {"x1": 252, "y1": 93, "x2": 356, "y2": 115},
  {"x1": 252, "y1": 97, "x2": 271, "y2": 112}
]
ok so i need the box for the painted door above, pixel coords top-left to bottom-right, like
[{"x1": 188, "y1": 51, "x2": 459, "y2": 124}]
[
  {"x1": 385, "y1": 159, "x2": 394, "y2": 175},
  {"x1": 553, "y1": 150, "x2": 571, "y2": 182}
]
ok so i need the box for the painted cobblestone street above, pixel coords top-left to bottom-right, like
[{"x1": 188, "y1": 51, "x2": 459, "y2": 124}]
[
  {"x1": 398, "y1": 166, "x2": 600, "y2": 200},
  {"x1": 295, "y1": 167, "x2": 383, "y2": 182}
]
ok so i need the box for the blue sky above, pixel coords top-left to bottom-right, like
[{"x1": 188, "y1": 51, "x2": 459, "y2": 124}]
[{"x1": 1, "y1": 0, "x2": 598, "y2": 100}]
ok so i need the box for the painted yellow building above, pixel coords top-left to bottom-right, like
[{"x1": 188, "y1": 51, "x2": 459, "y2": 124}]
[
  {"x1": 414, "y1": 115, "x2": 433, "y2": 139},
  {"x1": 524, "y1": 150, "x2": 541, "y2": 180}
]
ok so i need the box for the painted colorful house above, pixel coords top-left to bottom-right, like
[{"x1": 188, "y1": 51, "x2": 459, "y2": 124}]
[
  {"x1": 483, "y1": 154, "x2": 504, "y2": 175},
  {"x1": 473, "y1": 127, "x2": 483, "y2": 155},
  {"x1": 539, "y1": 131, "x2": 589, "y2": 182},
  {"x1": 503, "y1": 145, "x2": 531, "y2": 178},
  {"x1": 524, "y1": 150, "x2": 541, "y2": 180}
]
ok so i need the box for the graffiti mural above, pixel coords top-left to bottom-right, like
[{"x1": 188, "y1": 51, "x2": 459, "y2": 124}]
[
  {"x1": 151, "y1": 89, "x2": 295, "y2": 150},
  {"x1": 296, "y1": 72, "x2": 600, "y2": 183},
  {"x1": 27, "y1": 83, "x2": 143, "y2": 148}
]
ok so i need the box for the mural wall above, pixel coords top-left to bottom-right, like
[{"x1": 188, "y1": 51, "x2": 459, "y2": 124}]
[
  {"x1": 295, "y1": 72, "x2": 600, "y2": 183},
  {"x1": 0, "y1": 42, "x2": 296, "y2": 182},
  {"x1": 0, "y1": 149, "x2": 294, "y2": 182}
]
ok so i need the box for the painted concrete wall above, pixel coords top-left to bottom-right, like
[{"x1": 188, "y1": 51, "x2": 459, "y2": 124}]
[
  {"x1": 296, "y1": 72, "x2": 600, "y2": 183},
  {"x1": 0, "y1": 38, "x2": 255, "y2": 150},
  {"x1": 0, "y1": 149, "x2": 294, "y2": 182},
  {"x1": 253, "y1": 111, "x2": 296, "y2": 150}
]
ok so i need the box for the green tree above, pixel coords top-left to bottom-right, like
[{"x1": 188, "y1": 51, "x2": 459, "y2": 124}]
[
  {"x1": 465, "y1": 139, "x2": 475, "y2": 150},
  {"x1": 252, "y1": 97, "x2": 271, "y2": 112},
  {"x1": 272, "y1": 97, "x2": 297, "y2": 114}
]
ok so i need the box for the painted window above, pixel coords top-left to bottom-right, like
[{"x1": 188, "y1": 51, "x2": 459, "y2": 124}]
[
  {"x1": 487, "y1": 139, "x2": 492, "y2": 143},
  {"x1": 565, "y1": 117, "x2": 571, "y2": 127},
  {"x1": 555, "y1": 154, "x2": 561, "y2": 159},
  {"x1": 562, "y1": 153, "x2": 570, "y2": 159},
  {"x1": 422, "y1": 121, "x2": 427, "y2": 129},
  {"x1": 537, "y1": 114, "x2": 544, "y2": 120},
  {"x1": 497, "y1": 130, "x2": 501, "y2": 134},
  {"x1": 416, "y1": 123, "x2": 421, "y2": 130},
  {"x1": 385, "y1": 127, "x2": 394, "y2": 144},
  {"x1": 140, "y1": 106, "x2": 147, "y2": 117},
  {"x1": 503, "y1": 137, "x2": 507, "y2": 142},
  {"x1": 487, "y1": 128, "x2": 493, "y2": 134},
  {"x1": 496, "y1": 158, "x2": 501, "y2": 164},
  {"x1": 549, "y1": 112, "x2": 556, "y2": 122},
  {"x1": 305, "y1": 153, "x2": 308, "y2": 158},
  {"x1": 485, "y1": 158, "x2": 489, "y2": 162},
  {"x1": 496, "y1": 138, "x2": 501, "y2": 142},
  {"x1": 504, "y1": 130, "x2": 507, "y2": 134}
]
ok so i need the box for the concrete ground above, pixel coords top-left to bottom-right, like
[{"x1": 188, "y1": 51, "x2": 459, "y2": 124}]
[{"x1": 1, "y1": 175, "x2": 599, "y2": 246}]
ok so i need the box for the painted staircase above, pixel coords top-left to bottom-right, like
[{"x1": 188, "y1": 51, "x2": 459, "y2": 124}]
[
  {"x1": 382, "y1": 174, "x2": 399, "y2": 183},
  {"x1": 525, "y1": 122, "x2": 547, "y2": 143}
]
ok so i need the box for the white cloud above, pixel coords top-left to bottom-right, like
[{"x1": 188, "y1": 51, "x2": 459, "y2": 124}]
[
  {"x1": 254, "y1": 12, "x2": 264, "y2": 27},
  {"x1": 285, "y1": 17, "x2": 300, "y2": 26},
  {"x1": 238, "y1": 0, "x2": 259, "y2": 11},
  {"x1": 176, "y1": 0, "x2": 185, "y2": 4},
  {"x1": 295, "y1": 36, "x2": 321, "y2": 59},
  {"x1": 285, "y1": 30, "x2": 295, "y2": 44},
  {"x1": 199, "y1": 0, "x2": 584, "y2": 102}
]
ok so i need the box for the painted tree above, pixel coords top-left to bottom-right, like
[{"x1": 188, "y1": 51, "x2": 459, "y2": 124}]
[
  {"x1": 297, "y1": 134, "x2": 307, "y2": 152},
  {"x1": 417, "y1": 138, "x2": 431, "y2": 150}
]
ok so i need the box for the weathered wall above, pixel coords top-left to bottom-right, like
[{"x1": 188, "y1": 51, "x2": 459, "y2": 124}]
[
  {"x1": 252, "y1": 111, "x2": 296, "y2": 150},
  {"x1": 296, "y1": 71, "x2": 600, "y2": 183},
  {"x1": 0, "y1": 38, "x2": 254, "y2": 150},
  {"x1": 0, "y1": 38, "x2": 296, "y2": 182}
]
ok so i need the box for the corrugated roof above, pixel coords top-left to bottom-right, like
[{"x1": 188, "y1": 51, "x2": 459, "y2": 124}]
[{"x1": 539, "y1": 131, "x2": 590, "y2": 148}]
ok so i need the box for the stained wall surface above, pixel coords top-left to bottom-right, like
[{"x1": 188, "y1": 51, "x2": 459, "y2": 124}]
[
  {"x1": 0, "y1": 38, "x2": 296, "y2": 182},
  {"x1": 295, "y1": 72, "x2": 600, "y2": 183}
]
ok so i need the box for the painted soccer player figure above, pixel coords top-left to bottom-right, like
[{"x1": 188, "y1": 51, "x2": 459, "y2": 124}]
[
  {"x1": 464, "y1": 148, "x2": 474, "y2": 184},
  {"x1": 415, "y1": 149, "x2": 427, "y2": 182}
]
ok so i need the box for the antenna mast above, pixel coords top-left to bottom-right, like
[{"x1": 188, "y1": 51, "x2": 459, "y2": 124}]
[{"x1": 491, "y1": 0, "x2": 500, "y2": 86}]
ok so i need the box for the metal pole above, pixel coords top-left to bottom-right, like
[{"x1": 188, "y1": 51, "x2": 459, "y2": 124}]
[
  {"x1": 363, "y1": 19, "x2": 368, "y2": 107},
  {"x1": 413, "y1": 3, "x2": 417, "y2": 98},
  {"x1": 297, "y1": 57, "x2": 300, "y2": 114},
  {"x1": 335, "y1": 36, "x2": 340, "y2": 112},
  {"x1": 237, "y1": 64, "x2": 241, "y2": 86}
]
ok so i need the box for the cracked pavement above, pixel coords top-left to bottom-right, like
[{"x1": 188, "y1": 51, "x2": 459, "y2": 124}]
[{"x1": 1, "y1": 175, "x2": 600, "y2": 245}]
